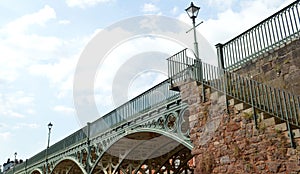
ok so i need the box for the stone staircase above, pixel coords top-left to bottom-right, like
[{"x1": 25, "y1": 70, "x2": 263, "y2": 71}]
[{"x1": 225, "y1": 91, "x2": 300, "y2": 147}]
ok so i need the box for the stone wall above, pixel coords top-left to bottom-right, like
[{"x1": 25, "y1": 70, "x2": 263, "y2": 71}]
[
  {"x1": 177, "y1": 81, "x2": 300, "y2": 173},
  {"x1": 234, "y1": 38, "x2": 300, "y2": 96},
  {"x1": 176, "y1": 38, "x2": 300, "y2": 173}
]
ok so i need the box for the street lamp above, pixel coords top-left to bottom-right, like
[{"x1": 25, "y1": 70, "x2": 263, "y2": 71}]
[
  {"x1": 185, "y1": 2, "x2": 200, "y2": 58},
  {"x1": 186, "y1": 2, "x2": 205, "y2": 101},
  {"x1": 45, "y1": 122, "x2": 53, "y2": 174},
  {"x1": 13, "y1": 152, "x2": 17, "y2": 174}
]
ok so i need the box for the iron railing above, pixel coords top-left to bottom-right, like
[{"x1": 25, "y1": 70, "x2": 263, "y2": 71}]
[
  {"x1": 18, "y1": 79, "x2": 179, "y2": 172},
  {"x1": 167, "y1": 48, "x2": 202, "y2": 86},
  {"x1": 168, "y1": 48, "x2": 300, "y2": 147},
  {"x1": 217, "y1": 0, "x2": 300, "y2": 70},
  {"x1": 89, "y1": 79, "x2": 179, "y2": 137}
]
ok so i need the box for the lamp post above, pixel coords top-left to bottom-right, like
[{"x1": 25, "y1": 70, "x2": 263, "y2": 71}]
[
  {"x1": 13, "y1": 152, "x2": 17, "y2": 174},
  {"x1": 185, "y1": 2, "x2": 205, "y2": 101},
  {"x1": 185, "y1": 2, "x2": 200, "y2": 58},
  {"x1": 45, "y1": 122, "x2": 53, "y2": 174}
]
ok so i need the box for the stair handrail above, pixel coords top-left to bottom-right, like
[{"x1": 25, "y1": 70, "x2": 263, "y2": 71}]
[
  {"x1": 216, "y1": 0, "x2": 300, "y2": 71},
  {"x1": 167, "y1": 48, "x2": 300, "y2": 129}
]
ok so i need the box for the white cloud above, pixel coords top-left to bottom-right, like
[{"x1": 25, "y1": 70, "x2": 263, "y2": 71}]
[
  {"x1": 3, "y1": 5, "x2": 56, "y2": 34},
  {"x1": 207, "y1": 0, "x2": 236, "y2": 11},
  {"x1": 12, "y1": 123, "x2": 40, "y2": 129},
  {"x1": 171, "y1": 6, "x2": 178, "y2": 15},
  {"x1": 0, "y1": 91, "x2": 35, "y2": 118},
  {"x1": 53, "y1": 105, "x2": 75, "y2": 114},
  {"x1": 66, "y1": 0, "x2": 111, "y2": 8},
  {"x1": 142, "y1": 3, "x2": 159, "y2": 13},
  {"x1": 0, "y1": 132, "x2": 12, "y2": 140},
  {"x1": 58, "y1": 20, "x2": 71, "y2": 25},
  {"x1": 0, "y1": 5, "x2": 61, "y2": 83}
]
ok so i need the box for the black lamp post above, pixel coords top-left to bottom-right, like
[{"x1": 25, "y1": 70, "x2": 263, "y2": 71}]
[
  {"x1": 46, "y1": 122, "x2": 53, "y2": 174},
  {"x1": 185, "y1": 2, "x2": 200, "y2": 58},
  {"x1": 13, "y1": 152, "x2": 17, "y2": 174}
]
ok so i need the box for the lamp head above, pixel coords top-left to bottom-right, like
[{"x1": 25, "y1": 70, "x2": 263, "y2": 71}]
[
  {"x1": 185, "y1": 2, "x2": 200, "y2": 19},
  {"x1": 48, "y1": 122, "x2": 53, "y2": 130}
]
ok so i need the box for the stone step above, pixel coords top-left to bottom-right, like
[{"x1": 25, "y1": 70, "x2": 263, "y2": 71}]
[
  {"x1": 234, "y1": 102, "x2": 251, "y2": 111},
  {"x1": 228, "y1": 98, "x2": 240, "y2": 106},
  {"x1": 275, "y1": 123, "x2": 287, "y2": 131},
  {"x1": 284, "y1": 129, "x2": 300, "y2": 139},
  {"x1": 260, "y1": 117, "x2": 276, "y2": 127}
]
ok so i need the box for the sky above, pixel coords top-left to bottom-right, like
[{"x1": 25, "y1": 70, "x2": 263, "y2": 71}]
[{"x1": 0, "y1": 0, "x2": 295, "y2": 167}]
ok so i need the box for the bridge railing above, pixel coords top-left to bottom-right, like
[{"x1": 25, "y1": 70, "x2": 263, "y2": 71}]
[
  {"x1": 89, "y1": 79, "x2": 179, "y2": 137},
  {"x1": 217, "y1": 0, "x2": 300, "y2": 71},
  {"x1": 168, "y1": 48, "x2": 300, "y2": 147},
  {"x1": 167, "y1": 49, "x2": 201, "y2": 86},
  {"x1": 17, "y1": 128, "x2": 87, "y2": 171},
  {"x1": 13, "y1": 80, "x2": 179, "y2": 171}
]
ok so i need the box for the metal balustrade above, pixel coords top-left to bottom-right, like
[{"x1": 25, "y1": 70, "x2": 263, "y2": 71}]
[
  {"x1": 168, "y1": 48, "x2": 300, "y2": 147},
  {"x1": 19, "y1": 79, "x2": 179, "y2": 171},
  {"x1": 89, "y1": 79, "x2": 179, "y2": 137},
  {"x1": 217, "y1": 0, "x2": 300, "y2": 71}
]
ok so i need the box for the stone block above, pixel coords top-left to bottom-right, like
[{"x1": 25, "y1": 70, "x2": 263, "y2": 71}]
[
  {"x1": 235, "y1": 103, "x2": 250, "y2": 111},
  {"x1": 220, "y1": 155, "x2": 230, "y2": 165},
  {"x1": 275, "y1": 123, "x2": 287, "y2": 131},
  {"x1": 228, "y1": 98, "x2": 239, "y2": 106},
  {"x1": 242, "y1": 107, "x2": 253, "y2": 114},
  {"x1": 261, "y1": 117, "x2": 276, "y2": 127},
  {"x1": 292, "y1": 129, "x2": 300, "y2": 138}
]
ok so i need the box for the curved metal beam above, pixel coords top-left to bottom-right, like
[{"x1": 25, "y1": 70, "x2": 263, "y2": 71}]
[{"x1": 50, "y1": 156, "x2": 87, "y2": 174}]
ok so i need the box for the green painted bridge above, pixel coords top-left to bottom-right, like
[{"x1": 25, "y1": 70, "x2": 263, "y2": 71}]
[{"x1": 8, "y1": 1, "x2": 300, "y2": 174}]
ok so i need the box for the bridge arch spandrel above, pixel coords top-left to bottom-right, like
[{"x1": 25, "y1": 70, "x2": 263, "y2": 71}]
[
  {"x1": 50, "y1": 156, "x2": 87, "y2": 174},
  {"x1": 90, "y1": 129, "x2": 194, "y2": 174}
]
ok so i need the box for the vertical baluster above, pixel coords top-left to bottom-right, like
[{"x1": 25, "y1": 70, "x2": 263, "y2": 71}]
[
  {"x1": 264, "y1": 85, "x2": 270, "y2": 113},
  {"x1": 274, "y1": 16, "x2": 281, "y2": 43},
  {"x1": 245, "y1": 32, "x2": 251, "y2": 59},
  {"x1": 257, "y1": 83, "x2": 262, "y2": 110},
  {"x1": 294, "y1": 4, "x2": 300, "y2": 36},
  {"x1": 226, "y1": 45, "x2": 231, "y2": 69},
  {"x1": 249, "y1": 30, "x2": 254, "y2": 58},
  {"x1": 282, "y1": 91, "x2": 296, "y2": 148},
  {"x1": 281, "y1": 11, "x2": 289, "y2": 38},
  {"x1": 278, "y1": 14, "x2": 284, "y2": 41},
  {"x1": 269, "y1": 18, "x2": 276, "y2": 47},
  {"x1": 291, "y1": 94, "x2": 298, "y2": 125},
  {"x1": 258, "y1": 26, "x2": 263, "y2": 53},
  {"x1": 269, "y1": 87, "x2": 275, "y2": 115},
  {"x1": 236, "y1": 38, "x2": 242, "y2": 64},
  {"x1": 233, "y1": 73, "x2": 238, "y2": 98},
  {"x1": 263, "y1": 22, "x2": 270, "y2": 50},
  {"x1": 288, "y1": 8, "x2": 295, "y2": 36},
  {"x1": 276, "y1": 89, "x2": 284, "y2": 120}
]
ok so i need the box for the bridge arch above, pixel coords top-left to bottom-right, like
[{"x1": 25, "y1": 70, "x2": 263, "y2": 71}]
[
  {"x1": 51, "y1": 156, "x2": 87, "y2": 174},
  {"x1": 91, "y1": 128, "x2": 193, "y2": 173},
  {"x1": 30, "y1": 168, "x2": 43, "y2": 174}
]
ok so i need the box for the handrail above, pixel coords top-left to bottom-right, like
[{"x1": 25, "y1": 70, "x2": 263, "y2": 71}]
[
  {"x1": 201, "y1": 61, "x2": 300, "y2": 128},
  {"x1": 168, "y1": 48, "x2": 300, "y2": 148},
  {"x1": 21, "y1": 79, "x2": 179, "y2": 170},
  {"x1": 168, "y1": 49, "x2": 300, "y2": 128},
  {"x1": 89, "y1": 79, "x2": 179, "y2": 137},
  {"x1": 218, "y1": 0, "x2": 300, "y2": 70}
]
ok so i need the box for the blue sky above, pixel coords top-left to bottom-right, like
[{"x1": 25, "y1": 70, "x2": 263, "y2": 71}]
[{"x1": 0, "y1": 0, "x2": 294, "y2": 167}]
